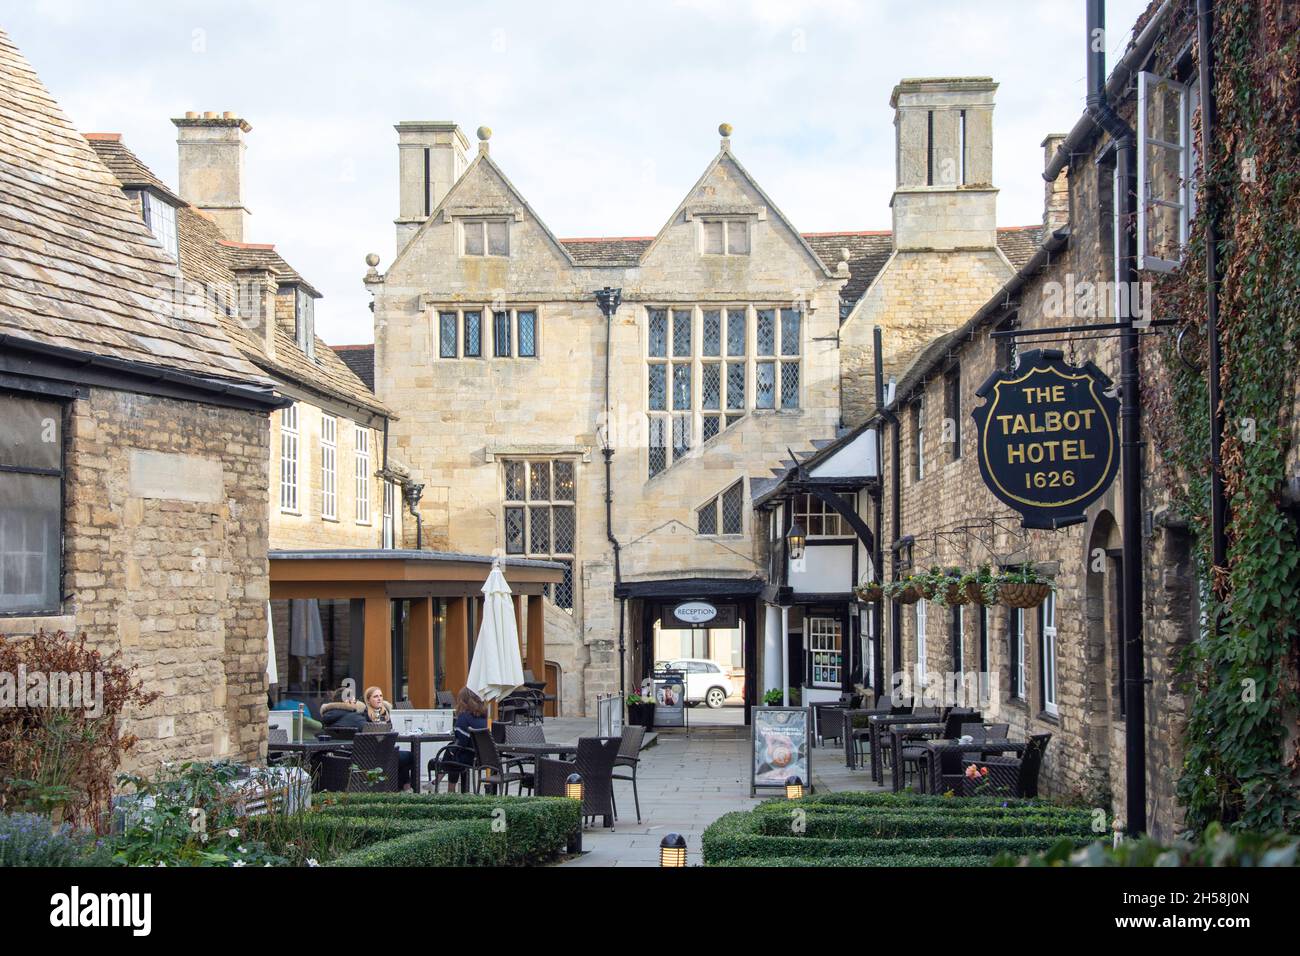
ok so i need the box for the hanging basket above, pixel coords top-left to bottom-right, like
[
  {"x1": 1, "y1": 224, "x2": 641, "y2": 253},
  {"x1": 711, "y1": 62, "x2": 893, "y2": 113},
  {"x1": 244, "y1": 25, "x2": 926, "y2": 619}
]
[
  {"x1": 855, "y1": 584, "x2": 884, "y2": 603},
  {"x1": 999, "y1": 582, "x2": 1052, "y2": 609},
  {"x1": 892, "y1": 584, "x2": 922, "y2": 605},
  {"x1": 965, "y1": 580, "x2": 999, "y2": 606},
  {"x1": 939, "y1": 581, "x2": 969, "y2": 606}
]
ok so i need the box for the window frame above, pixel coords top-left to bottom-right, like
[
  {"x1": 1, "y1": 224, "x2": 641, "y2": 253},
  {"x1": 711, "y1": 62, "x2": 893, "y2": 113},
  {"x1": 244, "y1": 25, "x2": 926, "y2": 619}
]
[
  {"x1": 1040, "y1": 590, "x2": 1058, "y2": 716},
  {"x1": 951, "y1": 604, "x2": 964, "y2": 674},
  {"x1": 808, "y1": 615, "x2": 843, "y2": 689},
  {"x1": 915, "y1": 599, "x2": 928, "y2": 686},
  {"x1": 279, "y1": 403, "x2": 300, "y2": 514},
  {"x1": 320, "y1": 414, "x2": 337, "y2": 521},
  {"x1": 141, "y1": 190, "x2": 179, "y2": 261},
  {"x1": 791, "y1": 491, "x2": 856, "y2": 539},
  {"x1": 502, "y1": 458, "x2": 577, "y2": 611},
  {"x1": 912, "y1": 396, "x2": 926, "y2": 481},
  {"x1": 434, "y1": 306, "x2": 537, "y2": 359},
  {"x1": 699, "y1": 218, "x2": 751, "y2": 256},
  {"x1": 696, "y1": 479, "x2": 745, "y2": 537},
  {"x1": 0, "y1": 389, "x2": 68, "y2": 617},
  {"x1": 460, "y1": 218, "x2": 510, "y2": 258},
  {"x1": 943, "y1": 364, "x2": 961, "y2": 460},
  {"x1": 354, "y1": 425, "x2": 371, "y2": 526},
  {"x1": 1010, "y1": 606, "x2": 1026, "y2": 701},
  {"x1": 1137, "y1": 70, "x2": 1195, "y2": 273}
]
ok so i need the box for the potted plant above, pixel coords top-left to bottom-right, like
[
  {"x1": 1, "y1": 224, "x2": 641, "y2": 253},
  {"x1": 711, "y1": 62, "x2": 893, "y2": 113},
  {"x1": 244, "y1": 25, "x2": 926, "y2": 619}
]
[
  {"x1": 854, "y1": 579, "x2": 884, "y2": 603},
  {"x1": 997, "y1": 564, "x2": 1054, "y2": 609},
  {"x1": 885, "y1": 573, "x2": 925, "y2": 605},
  {"x1": 961, "y1": 563, "x2": 1000, "y2": 606},
  {"x1": 762, "y1": 688, "x2": 784, "y2": 706},
  {"x1": 626, "y1": 692, "x2": 655, "y2": 728},
  {"x1": 925, "y1": 566, "x2": 968, "y2": 607}
]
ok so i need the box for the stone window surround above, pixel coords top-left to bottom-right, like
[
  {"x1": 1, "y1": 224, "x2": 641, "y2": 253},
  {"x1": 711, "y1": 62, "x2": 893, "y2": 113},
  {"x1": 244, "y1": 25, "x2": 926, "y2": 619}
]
[
  {"x1": 698, "y1": 217, "x2": 751, "y2": 256},
  {"x1": 434, "y1": 305, "x2": 540, "y2": 360},
  {"x1": 644, "y1": 302, "x2": 803, "y2": 476},
  {"x1": 500, "y1": 457, "x2": 576, "y2": 611},
  {"x1": 0, "y1": 390, "x2": 67, "y2": 617},
  {"x1": 458, "y1": 217, "x2": 510, "y2": 258}
]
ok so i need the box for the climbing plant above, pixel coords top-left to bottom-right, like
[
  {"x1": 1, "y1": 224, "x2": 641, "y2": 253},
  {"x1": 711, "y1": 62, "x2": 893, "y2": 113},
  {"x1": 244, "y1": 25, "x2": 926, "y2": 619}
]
[{"x1": 1144, "y1": 0, "x2": 1300, "y2": 833}]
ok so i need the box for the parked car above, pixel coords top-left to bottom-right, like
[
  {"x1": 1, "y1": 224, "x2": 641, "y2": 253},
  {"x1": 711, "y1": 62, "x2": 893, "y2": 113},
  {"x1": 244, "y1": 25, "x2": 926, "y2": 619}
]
[{"x1": 664, "y1": 659, "x2": 734, "y2": 708}]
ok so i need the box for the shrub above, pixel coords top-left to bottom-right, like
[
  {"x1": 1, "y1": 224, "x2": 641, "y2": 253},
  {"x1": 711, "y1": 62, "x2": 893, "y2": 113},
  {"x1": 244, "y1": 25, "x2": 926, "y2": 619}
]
[
  {"x1": 0, "y1": 630, "x2": 158, "y2": 830},
  {"x1": 0, "y1": 811, "x2": 110, "y2": 866},
  {"x1": 1003, "y1": 823, "x2": 1300, "y2": 867}
]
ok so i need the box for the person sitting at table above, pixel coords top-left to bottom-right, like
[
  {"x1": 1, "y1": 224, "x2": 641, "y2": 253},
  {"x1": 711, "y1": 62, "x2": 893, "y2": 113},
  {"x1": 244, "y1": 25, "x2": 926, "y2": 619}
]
[
  {"x1": 322, "y1": 686, "x2": 413, "y2": 788},
  {"x1": 441, "y1": 687, "x2": 488, "y2": 792}
]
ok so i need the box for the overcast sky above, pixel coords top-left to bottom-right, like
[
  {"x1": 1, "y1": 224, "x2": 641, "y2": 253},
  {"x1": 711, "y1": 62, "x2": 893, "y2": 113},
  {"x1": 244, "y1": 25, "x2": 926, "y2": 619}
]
[{"x1": 7, "y1": 0, "x2": 1150, "y2": 344}]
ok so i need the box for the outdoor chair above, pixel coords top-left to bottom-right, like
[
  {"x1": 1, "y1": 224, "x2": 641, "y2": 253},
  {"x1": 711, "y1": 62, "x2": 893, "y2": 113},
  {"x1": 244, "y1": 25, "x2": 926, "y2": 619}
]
[
  {"x1": 962, "y1": 733, "x2": 1052, "y2": 798},
  {"x1": 393, "y1": 700, "x2": 413, "y2": 710},
  {"x1": 611, "y1": 724, "x2": 646, "y2": 823},
  {"x1": 502, "y1": 723, "x2": 547, "y2": 774},
  {"x1": 322, "y1": 731, "x2": 401, "y2": 793},
  {"x1": 427, "y1": 742, "x2": 475, "y2": 793},
  {"x1": 268, "y1": 726, "x2": 288, "y2": 743},
  {"x1": 817, "y1": 706, "x2": 846, "y2": 747},
  {"x1": 436, "y1": 691, "x2": 455, "y2": 708},
  {"x1": 470, "y1": 727, "x2": 534, "y2": 795},
  {"x1": 362, "y1": 721, "x2": 391, "y2": 734},
  {"x1": 572, "y1": 736, "x2": 621, "y2": 828},
  {"x1": 523, "y1": 669, "x2": 557, "y2": 712}
]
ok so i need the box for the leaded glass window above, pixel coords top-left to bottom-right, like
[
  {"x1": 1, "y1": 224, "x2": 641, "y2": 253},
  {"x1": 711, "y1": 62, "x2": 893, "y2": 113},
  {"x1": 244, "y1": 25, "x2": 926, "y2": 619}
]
[
  {"x1": 504, "y1": 460, "x2": 525, "y2": 500},
  {"x1": 648, "y1": 418, "x2": 667, "y2": 478},
  {"x1": 672, "y1": 363, "x2": 691, "y2": 410},
  {"x1": 493, "y1": 310, "x2": 511, "y2": 357},
  {"x1": 517, "y1": 310, "x2": 537, "y2": 357},
  {"x1": 672, "y1": 310, "x2": 692, "y2": 357},
  {"x1": 439, "y1": 312, "x2": 457, "y2": 358},
  {"x1": 757, "y1": 308, "x2": 776, "y2": 356},
  {"x1": 435, "y1": 307, "x2": 536, "y2": 359},
  {"x1": 502, "y1": 459, "x2": 577, "y2": 612},
  {"x1": 505, "y1": 507, "x2": 525, "y2": 554},
  {"x1": 702, "y1": 364, "x2": 721, "y2": 410},
  {"x1": 553, "y1": 506, "x2": 575, "y2": 552},
  {"x1": 727, "y1": 308, "x2": 746, "y2": 356},
  {"x1": 780, "y1": 308, "x2": 800, "y2": 356},
  {"x1": 648, "y1": 309, "x2": 668, "y2": 358},
  {"x1": 528, "y1": 461, "x2": 550, "y2": 500},
  {"x1": 781, "y1": 362, "x2": 800, "y2": 409},
  {"x1": 756, "y1": 361, "x2": 776, "y2": 409},
  {"x1": 464, "y1": 311, "x2": 482, "y2": 357},
  {"x1": 0, "y1": 393, "x2": 63, "y2": 614},
  {"x1": 697, "y1": 499, "x2": 718, "y2": 535},
  {"x1": 726, "y1": 363, "x2": 745, "y2": 411},
  {"x1": 648, "y1": 365, "x2": 667, "y2": 411},
  {"x1": 553, "y1": 461, "x2": 575, "y2": 501},
  {"x1": 702, "y1": 416, "x2": 721, "y2": 442},
  {"x1": 697, "y1": 479, "x2": 744, "y2": 536},
  {"x1": 702, "y1": 310, "x2": 721, "y2": 356},
  {"x1": 672, "y1": 414, "x2": 691, "y2": 459},
  {"x1": 529, "y1": 506, "x2": 550, "y2": 552}
]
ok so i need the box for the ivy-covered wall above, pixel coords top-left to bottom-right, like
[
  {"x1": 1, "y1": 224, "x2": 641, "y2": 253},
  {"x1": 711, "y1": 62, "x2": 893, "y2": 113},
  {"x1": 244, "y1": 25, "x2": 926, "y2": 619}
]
[{"x1": 1143, "y1": 0, "x2": 1300, "y2": 833}]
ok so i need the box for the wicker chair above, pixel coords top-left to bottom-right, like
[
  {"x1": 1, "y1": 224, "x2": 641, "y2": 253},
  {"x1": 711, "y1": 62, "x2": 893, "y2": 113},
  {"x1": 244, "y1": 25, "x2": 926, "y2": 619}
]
[
  {"x1": 611, "y1": 725, "x2": 646, "y2": 823},
  {"x1": 427, "y1": 742, "x2": 475, "y2": 793},
  {"x1": 816, "y1": 706, "x2": 846, "y2": 747},
  {"x1": 962, "y1": 733, "x2": 1052, "y2": 798},
  {"x1": 436, "y1": 691, "x2": 455, "y2": 708},
  {"x1": 362, "y1": 721, "x2": 391, "y2": 734},
  {"x1": 322, "y1": 732, "x2": 401, "y2": 793},
  {"x1": 470, "y1": 727, "x2": 534, "y2": 795},
  {"x1": 572, "y1": 737, "x2": 620, "y2": 828}
]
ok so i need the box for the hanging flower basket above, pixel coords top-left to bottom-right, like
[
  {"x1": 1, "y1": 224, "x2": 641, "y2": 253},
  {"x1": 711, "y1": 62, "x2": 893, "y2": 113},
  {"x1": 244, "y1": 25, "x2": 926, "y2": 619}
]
[
  {"x1": 891, "y1": 584, "x2": 923, "y2": 605},
  {"x1": 855, "y1": 583, "x2": 884, "y2": 603},
  {"x1": 939, "y1": 581, "x2": 970, "y2": 606},
  {"x1": 964, "y1": 580, "x2": 1000, "y2": 606},
  {"x1": 999, "y1": 581, "x2": 1052, "y2": 609}
]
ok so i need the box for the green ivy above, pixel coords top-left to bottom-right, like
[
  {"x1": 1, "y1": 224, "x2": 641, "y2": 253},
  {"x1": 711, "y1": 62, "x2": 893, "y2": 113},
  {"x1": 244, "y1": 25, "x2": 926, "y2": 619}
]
[{"x1": 1145, "y1": 0, "x2": 1300, "y2": 833}]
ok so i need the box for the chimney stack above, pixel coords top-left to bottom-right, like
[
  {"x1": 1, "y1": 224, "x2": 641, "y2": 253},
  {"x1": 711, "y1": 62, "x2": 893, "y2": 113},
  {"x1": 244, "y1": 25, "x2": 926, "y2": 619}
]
[
  {"x1": 394, "y1": 121, "x2": 469, "y2": 253},
  {"x1": 1041, "y1": 134, "x2": 1070, "y2": 233},
  {"x1": 889, "y1": 77, "x2": 998, "y2": 251},
  {"x1": 173, "y1": 113, "x2": 252, "y2": 242}
]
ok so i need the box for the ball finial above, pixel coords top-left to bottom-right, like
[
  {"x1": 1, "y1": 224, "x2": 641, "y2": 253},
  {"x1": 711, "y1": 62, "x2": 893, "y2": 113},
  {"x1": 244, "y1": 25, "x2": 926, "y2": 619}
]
[
  {"x1": 365, "y1": 253, "x2": 380, "y2": 268},
  {"x1": 477, "y1": 126, "x2": 492, "y2": 142},
  {"x1": 718, "y1": 122, "x2": 733, "y2": 138}
]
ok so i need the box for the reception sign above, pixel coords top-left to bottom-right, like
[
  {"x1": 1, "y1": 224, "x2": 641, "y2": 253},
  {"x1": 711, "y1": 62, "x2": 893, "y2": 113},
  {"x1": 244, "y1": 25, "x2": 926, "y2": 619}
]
[
  {"x1": 751, "y1": 706, "x2": 812, "y2": 796},
  {"x1": 972, "y1": 349, "x2": 1120, "y2": 529}
]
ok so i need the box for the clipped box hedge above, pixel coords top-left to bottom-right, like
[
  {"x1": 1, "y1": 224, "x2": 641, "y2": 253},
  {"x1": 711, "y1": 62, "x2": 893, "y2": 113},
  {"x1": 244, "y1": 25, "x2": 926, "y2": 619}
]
[
  {"x1": 704, "y1": 792, "x2": 1100, "y2": 867},
  {"x1": 264, "y1": 793, "x2": 581, "y2": 867}
]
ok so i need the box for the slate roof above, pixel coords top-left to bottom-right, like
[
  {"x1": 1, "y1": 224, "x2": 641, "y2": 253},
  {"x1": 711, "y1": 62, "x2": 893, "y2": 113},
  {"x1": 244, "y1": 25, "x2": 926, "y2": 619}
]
[
  {"x1": 0, "y1": 28, "x2": 271, "y2": 387},
  {"x1": 82, "y1": 133, "x2": 184, "y2": 206},
  {"x1": 557, "y1": 226, "x2": 1043, "y2": 322},
  {"x1": 332, "y1": 344, "x2": 374, "y2": 390},
  {"x1": 84, "y1": 133, "x2": 389, "y2": 418}
]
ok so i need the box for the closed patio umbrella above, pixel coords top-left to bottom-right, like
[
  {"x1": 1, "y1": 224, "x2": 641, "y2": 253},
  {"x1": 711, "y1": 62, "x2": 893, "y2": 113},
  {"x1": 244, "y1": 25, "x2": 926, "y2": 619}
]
[{"x1": 467, "y1": 563, "x2": 525, "y2": 703}]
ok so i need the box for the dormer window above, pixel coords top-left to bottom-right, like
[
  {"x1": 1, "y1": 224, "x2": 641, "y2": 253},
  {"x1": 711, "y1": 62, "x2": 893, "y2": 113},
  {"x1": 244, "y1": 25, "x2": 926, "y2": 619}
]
[
  {"x1": 293, "y1": 286, "x2": 316, "y2": 360},
  {"x1": 701, "y1": 219, "x2": 749, "y2": 256},
  {"x1": 140, "y1": 190, "x2": 179, "y2": 261},
  {"x1": 463, "y1": 219, "x2": 509, "y2": 257}
]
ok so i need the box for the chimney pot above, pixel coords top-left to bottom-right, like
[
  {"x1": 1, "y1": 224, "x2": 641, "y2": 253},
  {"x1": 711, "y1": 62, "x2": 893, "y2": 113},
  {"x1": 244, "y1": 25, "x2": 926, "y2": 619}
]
[{"x1": 174, "y1": 113, "x2": 252, "y2": 242}]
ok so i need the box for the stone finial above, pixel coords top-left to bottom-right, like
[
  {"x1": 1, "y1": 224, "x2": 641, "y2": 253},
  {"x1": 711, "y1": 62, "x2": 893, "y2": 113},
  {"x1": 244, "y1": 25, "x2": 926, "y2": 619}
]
[
  {"x1": 365, "y1": 252, "x2": 380, "y2": 268},
  {"x1": 364, "y1": 252, "x2": 381, "y2": 282},
  {"x1": 477, "y1": 125, "x2": 492, "y2": 154},
  {"x1": 719, "y1": 122, "x2": 733, "y2": 150}
]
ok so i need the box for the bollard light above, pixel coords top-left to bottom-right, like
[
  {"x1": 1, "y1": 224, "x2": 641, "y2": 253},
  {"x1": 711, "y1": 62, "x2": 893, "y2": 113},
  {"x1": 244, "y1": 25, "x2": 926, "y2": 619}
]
[
  {"x1": 565, "y1": 772, "x2": 584, "y2": 802},
  {"x1": 785, "y1": 775, "x2": 804, "y2": 800},
  {"x1": 659, "y1": 832, "x2": 687, "y2": 867}
]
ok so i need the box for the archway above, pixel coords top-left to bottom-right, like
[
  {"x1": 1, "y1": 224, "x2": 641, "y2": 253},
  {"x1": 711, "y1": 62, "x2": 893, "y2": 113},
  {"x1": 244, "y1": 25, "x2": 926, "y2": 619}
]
[{"x1": 1084, "y1": 511, "x2": 1122, "y2": 807}]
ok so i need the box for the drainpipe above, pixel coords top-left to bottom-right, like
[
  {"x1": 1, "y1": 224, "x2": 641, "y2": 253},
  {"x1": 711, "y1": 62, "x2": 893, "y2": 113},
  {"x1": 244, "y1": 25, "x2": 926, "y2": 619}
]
[
  {"x1": 872, "y1": 326, "x2": 887, "y2": 698},
  {"x1": 1197, "y1": 1, "x2": 1229, "y2": 621},
  {"x1": 1086, "y1": 0, "x2": 1147, "y2": 836},
  {"x1": 595, "y1": 288, "x2": 626, "y2": 705},
  {"x1": 887, "y1": 409, "x2": 902, "y2": 684}
]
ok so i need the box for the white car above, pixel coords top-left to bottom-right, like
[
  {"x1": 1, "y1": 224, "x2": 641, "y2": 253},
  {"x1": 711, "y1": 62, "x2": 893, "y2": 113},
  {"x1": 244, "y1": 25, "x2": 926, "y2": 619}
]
[{"x1": 664, "y1": 659, "x2": 735, "y2": 708}]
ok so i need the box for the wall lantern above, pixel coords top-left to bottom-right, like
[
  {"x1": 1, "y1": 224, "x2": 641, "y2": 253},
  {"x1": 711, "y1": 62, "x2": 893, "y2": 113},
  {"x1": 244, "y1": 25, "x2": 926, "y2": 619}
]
[
  {"x1": 565, "y1": 772, "x2": 584, "y2": 802},
  {"x1": 787, "y1": 521, "x2": 807, "y2": 561},
  {"x1": 659, "y1": 832, "x2": 688, "y2": 867},
  {"x1": 785, "y1": 776, "x2": 805, "y2": 800}
]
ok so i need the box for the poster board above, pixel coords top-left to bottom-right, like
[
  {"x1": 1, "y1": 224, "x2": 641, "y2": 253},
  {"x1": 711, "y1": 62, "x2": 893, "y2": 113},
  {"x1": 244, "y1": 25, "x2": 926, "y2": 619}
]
[
  {"x1": 596, "y1": 695, "x2": 613, "y2": 737},
  {"x1": 652, "y1": 669, "x2": 687, "y2": 728},
  {"x1": 750, "y1": 706, "x2": 813, "y2": 796}
]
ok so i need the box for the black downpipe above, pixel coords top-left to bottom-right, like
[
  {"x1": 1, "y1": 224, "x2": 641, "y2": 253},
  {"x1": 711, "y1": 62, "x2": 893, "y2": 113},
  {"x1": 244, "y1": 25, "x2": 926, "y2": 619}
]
[
  {"x1": 889, "y1": 411, "x2": 902, "y2": 684},
  {"x1": 872, "y1": 326, "x2": 887, "y2": 697},
  {"x1": 1086, "y1": 0, "x2": 1147, "y2": 836},
  {"x1": 596, "y1": 289, "x2": 626, "y2": 705},
  {"x1": 1197, "y1": 1, "x2": 1229, "y2": 611}
]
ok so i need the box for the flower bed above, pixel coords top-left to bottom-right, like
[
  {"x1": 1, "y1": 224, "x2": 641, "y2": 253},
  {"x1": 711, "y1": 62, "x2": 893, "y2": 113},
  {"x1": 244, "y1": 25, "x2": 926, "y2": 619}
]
[{"x1": 702, "y1": 792, "x2": 1098, "y2": 867}]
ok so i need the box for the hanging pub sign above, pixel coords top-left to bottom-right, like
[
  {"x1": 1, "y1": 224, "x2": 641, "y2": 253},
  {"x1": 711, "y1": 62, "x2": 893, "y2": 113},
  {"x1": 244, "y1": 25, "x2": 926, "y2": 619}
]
[{"x1": 971, "y1": 348, "x2": 1120, "y2": 530}]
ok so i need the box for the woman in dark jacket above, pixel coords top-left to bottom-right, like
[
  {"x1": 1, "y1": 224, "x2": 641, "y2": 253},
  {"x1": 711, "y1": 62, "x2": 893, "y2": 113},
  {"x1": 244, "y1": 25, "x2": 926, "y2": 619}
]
[{"x1": 436, "y1": 687, "x2": 487, "y2": 792}]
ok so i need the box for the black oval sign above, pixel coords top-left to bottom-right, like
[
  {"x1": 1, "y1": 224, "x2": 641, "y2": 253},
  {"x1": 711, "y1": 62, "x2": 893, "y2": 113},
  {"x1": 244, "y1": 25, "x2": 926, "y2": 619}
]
[{"x1": 971, "y1": 349, "x2": 1120, "y2": 529}]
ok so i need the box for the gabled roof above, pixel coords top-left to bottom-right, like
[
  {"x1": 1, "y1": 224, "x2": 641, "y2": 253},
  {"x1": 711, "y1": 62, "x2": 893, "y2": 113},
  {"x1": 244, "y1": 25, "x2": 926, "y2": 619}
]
[
  {"x1": 559, "y1": 237, "x2": 653, "y2": 265},
  {"x1": 82, "y1": 132, "x2": 185, "y2": 206},
  {"x1": 0, "y1": 28, "x2": 271, "y2": 388},
  {"x1": 84, "y1": 132, "x2": 390, "y2": 419},
  {"x1": 332, "y1": 344, "x2": 374, "y2": 390}
]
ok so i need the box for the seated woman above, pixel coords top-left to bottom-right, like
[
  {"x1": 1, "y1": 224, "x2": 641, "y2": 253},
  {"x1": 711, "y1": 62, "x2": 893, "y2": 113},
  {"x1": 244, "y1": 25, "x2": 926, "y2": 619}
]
[
  {"x1": 322, "y1": 686, "x2": 413, "y2": 789},
  {"x1": 437, "y1": 687, "x2": 488, "y2": 792}
]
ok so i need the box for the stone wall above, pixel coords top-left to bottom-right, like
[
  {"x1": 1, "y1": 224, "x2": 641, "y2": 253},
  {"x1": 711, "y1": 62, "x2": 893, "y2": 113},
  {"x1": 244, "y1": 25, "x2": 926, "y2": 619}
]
[{"x1": 3, "y1": 387, "x2": 273, "y2": 774}]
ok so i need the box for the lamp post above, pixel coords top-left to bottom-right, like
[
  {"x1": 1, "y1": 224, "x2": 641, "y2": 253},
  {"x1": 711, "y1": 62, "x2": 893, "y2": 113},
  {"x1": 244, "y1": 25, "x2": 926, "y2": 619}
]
[
  {"x1": 595, "y1": 287, "x2": 627, "y2": 707},
  {"x1": 785, "y1": 776, "x2": 804, "y2": 800},
  {"x1": 659, "y1": 832, "x2": 687, "y2": 867}
]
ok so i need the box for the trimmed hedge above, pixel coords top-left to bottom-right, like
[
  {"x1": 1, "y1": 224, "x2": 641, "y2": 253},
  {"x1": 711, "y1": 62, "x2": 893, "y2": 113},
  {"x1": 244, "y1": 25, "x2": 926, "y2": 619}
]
[
  {"x1": 258, "y1": 793, "x2": 581, "y2": 867},
  {"x1": 703, "y1": 792, "x2": 1101, "y2": 867}
]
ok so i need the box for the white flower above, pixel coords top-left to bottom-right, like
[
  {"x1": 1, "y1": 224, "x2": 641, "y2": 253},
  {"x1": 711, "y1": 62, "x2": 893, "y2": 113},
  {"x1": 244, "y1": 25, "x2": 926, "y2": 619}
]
[
  {"x1": 155, "y1": 861, "x2": 167, "y2": 867},
  {"x1": 237, "y1": 845, "x2": 248, "y2": 854},
  {"x1": 306, "y1": 858, "x2": 320, "y2": 867},
  {"x1": 232, "y1": 859, "x2": 247, "y2": 867},
  {"x1": 227, "y1": 828, "x2": 240, "y2": 838}
]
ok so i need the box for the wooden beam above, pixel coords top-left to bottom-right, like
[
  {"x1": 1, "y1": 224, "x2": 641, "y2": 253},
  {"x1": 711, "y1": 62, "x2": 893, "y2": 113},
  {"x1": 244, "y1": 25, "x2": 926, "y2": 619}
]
[
  {"x1": 445, "y1": 596, "x2": 469, "y2": 694},
  {"x1": 408, "y1": 596, "x2": 435, "y2": 707},
  {"x1": 514, "y1": 594, "x2": 526, "y2": 657},
  {"x1": 361, "y1": 587, "x2": 392, "y2": 698},
  {"x1": 526, "y1": 595, "x2": 546, "y2": 679}
]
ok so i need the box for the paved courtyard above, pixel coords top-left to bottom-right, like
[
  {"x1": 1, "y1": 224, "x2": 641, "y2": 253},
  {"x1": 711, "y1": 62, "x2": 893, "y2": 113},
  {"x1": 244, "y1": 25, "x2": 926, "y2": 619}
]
[{"x1": 542, "y1": 717, "x2": 883, "y2": 867}]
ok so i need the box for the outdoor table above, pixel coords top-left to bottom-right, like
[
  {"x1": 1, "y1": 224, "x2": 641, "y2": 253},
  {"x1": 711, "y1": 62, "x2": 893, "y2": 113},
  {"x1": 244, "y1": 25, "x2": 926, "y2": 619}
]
[
  {"x1": 868, "y1": 714, "x2": 943, "y2": 783},
  {"x1": 399, "y1": 733, "x2": 454, "y2": 794},
  {"x1": 840, "y1": 708, "x2": 890, "y2": 770},
  {"x1": 498, "y1": 742, "x2": 579, "y2": 759},
  {"x1": 889, "y1": 724, "x2": 946, "y2": 792},
  {"x1": 268, "y1": 738, "x2": 352, "y2": 786},
  {"x1": 918, "y1": 738, "x2": 1028, "y2": 795}
]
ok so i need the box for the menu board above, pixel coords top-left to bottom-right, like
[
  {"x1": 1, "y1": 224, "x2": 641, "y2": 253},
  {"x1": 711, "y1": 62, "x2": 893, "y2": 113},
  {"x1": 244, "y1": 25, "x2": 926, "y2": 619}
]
[
  {"x1": 652, "y1": 670, "x2": 687, "y2": 728},
  {"x1": 751, "y1": 707, "x2": 812, "y2": 795}
]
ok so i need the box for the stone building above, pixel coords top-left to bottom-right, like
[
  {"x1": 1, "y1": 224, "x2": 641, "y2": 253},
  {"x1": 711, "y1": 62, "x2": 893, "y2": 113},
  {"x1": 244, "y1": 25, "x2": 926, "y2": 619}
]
[
  {"x1": 0, "y1": 28, "x2": 285, "y2": 770},
  {"x1": 369, "y1": 79, "x2": 1038, "y2": 716}
]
